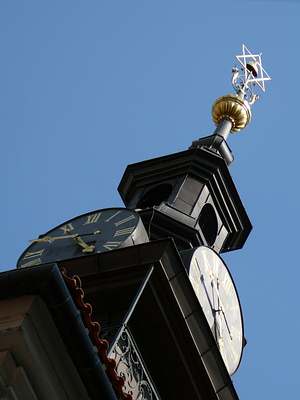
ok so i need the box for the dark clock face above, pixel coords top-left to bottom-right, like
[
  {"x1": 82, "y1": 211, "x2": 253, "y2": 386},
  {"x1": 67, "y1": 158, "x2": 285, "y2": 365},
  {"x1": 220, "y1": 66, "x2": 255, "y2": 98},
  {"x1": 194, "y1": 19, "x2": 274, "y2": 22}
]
[
  {"x1": 187, "y1": 246, "x2": 244, "y2": 375},
  {"x1": 17, "y1": 208, "x2": 147, "y2": 268}
]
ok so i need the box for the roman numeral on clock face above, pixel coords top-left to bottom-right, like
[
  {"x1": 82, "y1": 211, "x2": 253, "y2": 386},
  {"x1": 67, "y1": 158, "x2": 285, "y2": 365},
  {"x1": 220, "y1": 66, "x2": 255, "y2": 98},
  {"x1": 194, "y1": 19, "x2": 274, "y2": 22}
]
[
  {"x1": 114, "y1": 215, "x2": 135, "y2": 227},
  {"x1": 20, "y1": 258, "x2": 42, "y2": 268},
  {"x1": 102, "y1": 241, "x2": 121, "y2": 250},
  {"x1": 84, "y1": 212, "x2": 101, "y2": 225},
  {"x1": 105, "y1": 210, "x2": 122, "y2": 223},
  {"x1": 114, "y1": 226, "x2": 135, "y2": 237},
  {"x1": 23, "y1": 249, "x2": 45, "y2": 259},
  {"x1": 60, "y1": 223, "x2": 74, "y2": 234}
]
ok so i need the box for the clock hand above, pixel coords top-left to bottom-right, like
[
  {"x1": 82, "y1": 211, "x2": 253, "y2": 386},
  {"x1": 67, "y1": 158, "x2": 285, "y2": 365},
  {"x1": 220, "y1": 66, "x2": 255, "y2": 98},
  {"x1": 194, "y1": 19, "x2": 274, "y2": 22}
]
[
  {"x1": 30, "y1": 230, "x2": 102, "y2": 244},
  {"x1": 73, "y1": 235, "x2": 95, "y2": 253},
  {"x1": 220, "y1": 309, "x2": 232, "y2": 340},
  {"x1": 30, "y1": 232, "x2": 97, "y2": 254},
  {"x1": 200, "y1": 275, "x2": 223, "y2": 343},
  {"x1": 210, "y1": 279, "x2": 223, "y2": 341},
  {"x1": 30, "y1": 234, "x2": 78, "y2": 243},
  {"x1": 212, "y1": 279, "x2": 233, "y2": 340},
  {"x1": 200, "y1": 274, "x2": 214, "y2": 311}
]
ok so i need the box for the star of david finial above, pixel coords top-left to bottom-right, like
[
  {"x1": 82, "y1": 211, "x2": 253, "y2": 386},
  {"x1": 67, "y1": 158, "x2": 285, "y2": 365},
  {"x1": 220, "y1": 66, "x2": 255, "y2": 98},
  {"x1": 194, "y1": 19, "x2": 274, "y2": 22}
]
[
  {"x1": 232, "y1": 44, "x2": 271, "y2": 104},
  {"x1": 191, "y1": 44, "x2": 271, "y2": 162}
]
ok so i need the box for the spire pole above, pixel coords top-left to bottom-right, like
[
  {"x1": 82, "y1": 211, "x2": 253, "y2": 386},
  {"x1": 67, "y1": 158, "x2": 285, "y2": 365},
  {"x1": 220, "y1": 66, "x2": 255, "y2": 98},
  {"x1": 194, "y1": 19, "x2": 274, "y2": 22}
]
[
  {"x1": 213, "y1": 119, "x2": 233, "y2": 141},
  {"x1": 212, "y1": 44, "x2": 271, "y2": 139},
  {"x1": 191, "y1": 44, "x2": 271, "y2": 164}
]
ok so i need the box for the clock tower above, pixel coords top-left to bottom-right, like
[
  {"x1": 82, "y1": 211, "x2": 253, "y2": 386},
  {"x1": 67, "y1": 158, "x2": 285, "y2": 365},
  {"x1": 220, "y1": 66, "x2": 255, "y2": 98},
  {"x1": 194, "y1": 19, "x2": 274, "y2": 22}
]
[{"x1": 10, "y1": 45, "x2": 270, "y2": 400}]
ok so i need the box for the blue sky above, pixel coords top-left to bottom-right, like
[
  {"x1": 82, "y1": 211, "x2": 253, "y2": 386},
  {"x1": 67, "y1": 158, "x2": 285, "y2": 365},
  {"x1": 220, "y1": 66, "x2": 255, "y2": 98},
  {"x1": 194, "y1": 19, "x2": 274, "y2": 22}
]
[{"x1": 0, "y1": 1, "x2": 299, "y2": 398}]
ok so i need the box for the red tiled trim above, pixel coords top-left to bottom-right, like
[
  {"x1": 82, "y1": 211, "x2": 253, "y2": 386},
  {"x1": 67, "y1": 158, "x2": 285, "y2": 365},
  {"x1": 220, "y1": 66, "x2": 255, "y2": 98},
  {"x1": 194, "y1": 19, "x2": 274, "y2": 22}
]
[{"x1": 61, "y1": 269, "x2": 133, "y2": 400}]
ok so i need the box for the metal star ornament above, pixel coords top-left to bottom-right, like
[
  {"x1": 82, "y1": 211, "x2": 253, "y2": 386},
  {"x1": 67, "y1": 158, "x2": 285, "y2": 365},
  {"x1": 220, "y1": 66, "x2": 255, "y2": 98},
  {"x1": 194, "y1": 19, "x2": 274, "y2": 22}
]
[
  {"x1": 210, "y1": 44, "x2": 271, "y2": 140},
  {"x1": 232, "y1": 44, "x2": 271, "y2": 104},
  {"x1": 236, "y1": 44, "x2": 271, "y2": 92}
]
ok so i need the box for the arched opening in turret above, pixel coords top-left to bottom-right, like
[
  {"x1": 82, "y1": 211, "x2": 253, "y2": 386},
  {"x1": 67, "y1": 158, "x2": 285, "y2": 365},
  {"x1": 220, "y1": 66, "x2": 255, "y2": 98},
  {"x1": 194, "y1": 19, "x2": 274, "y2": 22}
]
[
  {"x1": 198, "y1": 203, "x2": 218, "y2": 246},
  {"x1": 137, "y1": 183, "x2": 173, "y2": 209}
]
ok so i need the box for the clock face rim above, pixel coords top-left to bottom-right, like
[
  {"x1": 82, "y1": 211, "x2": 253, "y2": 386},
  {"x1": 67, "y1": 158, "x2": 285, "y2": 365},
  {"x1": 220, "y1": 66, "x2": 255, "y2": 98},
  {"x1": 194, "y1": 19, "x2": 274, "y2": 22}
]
[
  {"x1": 188, "y1": 245, "x2": 244, "y2": 375},
  {"x1": 17, "y1": 207, "x2": 143, "y2": 268}
]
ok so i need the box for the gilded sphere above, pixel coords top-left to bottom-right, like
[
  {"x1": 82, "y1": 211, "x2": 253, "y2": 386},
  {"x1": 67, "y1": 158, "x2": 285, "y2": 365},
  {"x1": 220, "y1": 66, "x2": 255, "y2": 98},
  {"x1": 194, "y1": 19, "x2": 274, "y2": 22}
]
[{"x1": 212, "y1": 94, "x2": 252, "y2": 133}]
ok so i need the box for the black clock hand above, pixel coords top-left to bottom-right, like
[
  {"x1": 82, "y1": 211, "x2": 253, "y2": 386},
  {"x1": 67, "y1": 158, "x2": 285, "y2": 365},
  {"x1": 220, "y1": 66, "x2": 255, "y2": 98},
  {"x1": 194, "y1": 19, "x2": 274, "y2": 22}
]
[
  {"x1": 210, "y1": 279, "x2": 223, "y2": 342},
  {"x1": 220, "y1": 309, "x2": 232, "y2": 340},
  {"x1": 200, "y1": 274, "x2": 214, "y2": 311},
  {"x1": 213, "y1": 280, "x2": 233, "y2": 340},
  {"x1": 200, "y1": 275, "x2": 221, "y2": 341}
]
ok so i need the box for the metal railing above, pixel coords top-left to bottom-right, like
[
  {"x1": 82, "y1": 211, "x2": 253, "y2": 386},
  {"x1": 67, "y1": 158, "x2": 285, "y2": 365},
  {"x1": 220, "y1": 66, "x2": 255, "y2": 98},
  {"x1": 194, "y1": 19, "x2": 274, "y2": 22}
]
[{"x1": 109, "y1": 326, "x2": 160, "y2": 400}]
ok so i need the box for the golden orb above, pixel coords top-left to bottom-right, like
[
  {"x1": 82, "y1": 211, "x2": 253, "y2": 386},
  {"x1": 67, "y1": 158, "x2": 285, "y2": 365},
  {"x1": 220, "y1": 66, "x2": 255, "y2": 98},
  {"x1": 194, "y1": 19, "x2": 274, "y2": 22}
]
[{"x1": 212, "y1": 94, "x2": 252, "y2": 133}]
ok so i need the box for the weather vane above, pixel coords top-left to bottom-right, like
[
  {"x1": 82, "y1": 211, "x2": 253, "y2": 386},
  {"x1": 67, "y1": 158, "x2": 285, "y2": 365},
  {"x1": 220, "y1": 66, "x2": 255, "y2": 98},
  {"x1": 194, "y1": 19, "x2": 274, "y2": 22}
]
[
  {"x1": 232, "y1": 44, "x2": 271, "y2": 105},
  {"x1": 211, "y1": 44, "x2": 271, "y2": 139},
  {"x1": 191, "y1": 44, "x2": 271, "y2": 164}
]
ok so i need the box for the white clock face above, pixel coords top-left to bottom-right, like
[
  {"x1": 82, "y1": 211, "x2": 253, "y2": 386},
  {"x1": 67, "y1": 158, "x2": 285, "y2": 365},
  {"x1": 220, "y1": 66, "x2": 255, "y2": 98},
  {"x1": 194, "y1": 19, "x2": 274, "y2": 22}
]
[{"x1": 188, "y1": 246, "x2": 244, "y2": 375}]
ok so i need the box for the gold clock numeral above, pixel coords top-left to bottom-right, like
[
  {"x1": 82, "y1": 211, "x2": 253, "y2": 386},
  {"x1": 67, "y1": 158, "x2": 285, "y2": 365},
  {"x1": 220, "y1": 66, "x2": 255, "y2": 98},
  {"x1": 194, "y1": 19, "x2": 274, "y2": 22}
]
[
  {"x1": 20, "y1": 257, "x2": 42, "y2": 268},
  {"x1": 114, "y1": 214, "x2": 135, "y2": 227},
  {"x1": 60, "y1": 223, "x2": 74, "y2": 234},
  {"x1": 114, "y1": 226, "x2": 135, "y2": 237},
  {"x1": 84, "y1": 212, "x2": 101, "y2": 225},
  {"x1": 23, "y1": 249, "x2": 45, "y2": 259},
  {"x1": 103, "y1": 241, "x2": 121, "y2": 250},
  {"x1": 105, "y1": 210, "x2": 122, "y2": 222}
]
